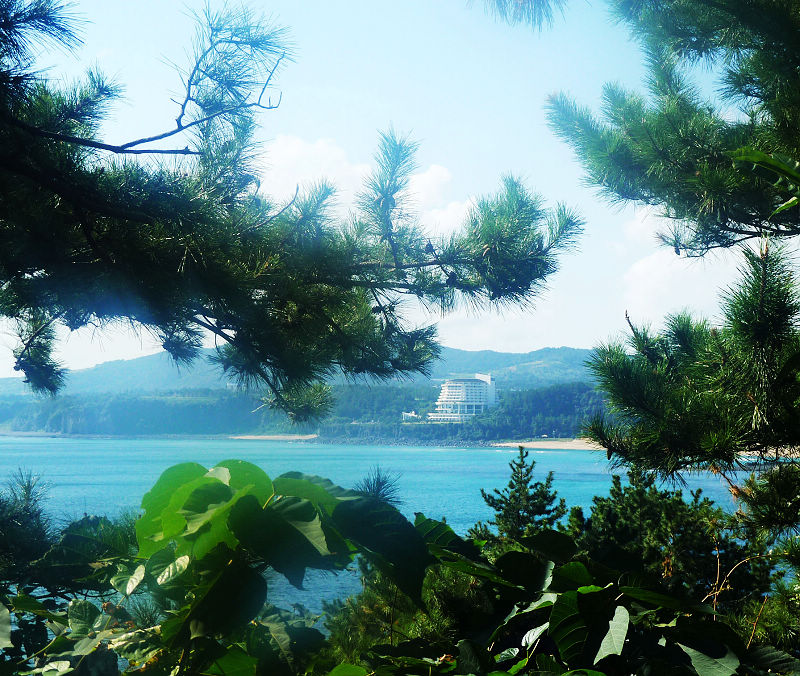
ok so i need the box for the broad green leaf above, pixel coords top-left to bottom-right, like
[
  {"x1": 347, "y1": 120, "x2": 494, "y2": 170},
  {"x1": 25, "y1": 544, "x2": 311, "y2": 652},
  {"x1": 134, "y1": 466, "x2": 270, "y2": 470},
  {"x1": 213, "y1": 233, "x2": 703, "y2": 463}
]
[
  {"x1": 109, "y1": 628, "x2": 163, "y2": 665},
  {"x1": 521, "y1": 529, "x2": 578, "y2": 563},
  {"x1": 745, "y1": 645, "x2": 800, "y2": 674},
  {"x1": 496, "y1": 550, "x2": 554, "y2": 591},
  {"x1": 165, "y1": 560, "x2": 266, "y2": 647},
  {"x1": 495, "y1": 647, "x2": 519, "y2": 663},
  {"x1": 332, "y1": 497, "x2": 433, "y2": 604},
  {"x1": 157, "y1": 555, "x2": 190, "y2": 585},
  {"x1": 677, "y1": 642, "x2": 739, "y2": 676},
  {"x1": 549, "y1": 561, "x2": 593, "y2": 591},
  {"x1": 202, "y1": 645, "x2": 259, "y2": 675},
  {"x1": 594, "y1": 606, "x2": 629, "y2": 663},
  {"x1": 549, "y1": 590, "x2": 588, "y2": 666},
  {"x1": 111, "y1": 564, "x2": 146, "y2": 596},
  {"x1": 216, "y1": 459, "x2": 273, "y2": 506},
  {"x1": 184, "y1": 488, "x2": 249, "y2": 560},
  {"x1": 230, "y1": 494, "x2": 328, "y2": 587},
  {"x1": 10, "y1": 594, "x2": 66, "y2": 623},
  {"x1": 732, "y1": 148, "x2": 800, "y2": 185},
  {"x1": 145, "y1": 547, "x2": 180, "y2": 579},
  {"x1": 72, "y1": 634, "x2": 102, "y2": 656},
  {"x1": 137, "y1": 462, "x2": 207, "y2": 553},
  {"x1": 273, "y1": 474, "x2": 340, "y2": 513},
  {"x1": 273, "y1": 498, "x2": 332, "y2": 557},
  {"x1": 68, "y1": 600, "x2": 101, "y2": 638},
  {"x1": 578, "y1": 585, "x2": 608, "y2": 594},
  {"x1": 430, "y1": 544, "x2": 518, "y2": 587},
  {"x1": 327, "y1": 665, "x2": 368, "y2": 676},
  {"x1": 491, "y1": 595, "x2": 555, "y2": 641},
  {"x1": 773, "y1": 195, "x2": 800, "y2": 217},
  {"x1": 262, "y1": 616, "x2": 294, "y2": 666},
  {"x1": 508, "y1": 657, "x2": 529, "y2": 675},
  {"x1": 521, "y1": 622, "x2": 548, "y2": 648},
  {"x1": 0, "y1": 603, "x2": 11, "y2": 649},
  {"x1": 415, "y1": 513, "x2": 482, "y2": 559},
  {"x1": 180, "y1": 481, "x2": 235, "y2": 535},
  {"x1": 274, "y1": 472, "x2": 358, "y2": 512},
  {"x1": 157, "y1": 475, "x2": 222, "y2": 543},
  {"x1": 620, "y1": 586, "x2": 712, "y2": 613},
  {"x1": 205, "y1": 465, "x2": 231, "y2": 484}
]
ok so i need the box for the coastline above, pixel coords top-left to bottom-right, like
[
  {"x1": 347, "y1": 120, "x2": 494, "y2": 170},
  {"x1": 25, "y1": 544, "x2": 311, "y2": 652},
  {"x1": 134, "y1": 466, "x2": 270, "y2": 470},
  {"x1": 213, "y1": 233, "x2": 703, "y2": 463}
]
[
  {"x1": 229, "y1": 433, "x2": 319, "y2": 441},
  {"x1": 491, "y1": 438, "x2": 602, "y2": 451},
  {"x1": 0, "y1": 430, "x2": 599, "y2": 449}
]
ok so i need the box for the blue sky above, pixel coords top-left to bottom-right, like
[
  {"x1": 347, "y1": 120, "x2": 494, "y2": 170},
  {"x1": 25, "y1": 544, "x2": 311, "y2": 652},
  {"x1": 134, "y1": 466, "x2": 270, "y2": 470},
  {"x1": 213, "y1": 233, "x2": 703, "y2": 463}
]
[{"x1": 0, "y1": 0, "x2": 744, "y2": 377}]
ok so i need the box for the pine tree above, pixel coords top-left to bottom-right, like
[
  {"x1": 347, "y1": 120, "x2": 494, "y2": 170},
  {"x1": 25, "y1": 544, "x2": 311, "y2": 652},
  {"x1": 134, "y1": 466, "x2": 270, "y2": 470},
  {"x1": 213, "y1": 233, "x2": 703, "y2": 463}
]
[
  {"x1": 567, "y1": 472, "x2": 773, "y2": 609},
  {"x1": 471, "y1": 446, "x2": 566, "y2": 543},
  {"x1": 546, "y1": 1, "x2": 800, "y2": 254},
  {"x1": 0, "y1": 2, "x2": 582, "y2": 418},
  {"x1": 585, "y1": 244, "x2": 800, "y2": 536}
]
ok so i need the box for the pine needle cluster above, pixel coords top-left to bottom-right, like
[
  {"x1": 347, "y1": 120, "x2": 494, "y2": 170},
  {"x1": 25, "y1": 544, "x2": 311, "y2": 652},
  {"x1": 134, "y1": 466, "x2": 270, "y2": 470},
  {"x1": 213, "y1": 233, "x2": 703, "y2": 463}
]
[
  {"x1": 547, "y1": 0, "x2": 800, "y2": 254},
  {"x1": 0, "y1": 3, "x2": 581, "y2": 419}
]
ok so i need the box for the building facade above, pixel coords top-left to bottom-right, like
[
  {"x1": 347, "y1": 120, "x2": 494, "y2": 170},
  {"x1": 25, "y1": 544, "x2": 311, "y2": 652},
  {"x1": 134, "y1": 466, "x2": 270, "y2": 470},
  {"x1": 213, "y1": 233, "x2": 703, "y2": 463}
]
[{"x1": 428, "y1": 373, "x2": 497, "y2": 423}]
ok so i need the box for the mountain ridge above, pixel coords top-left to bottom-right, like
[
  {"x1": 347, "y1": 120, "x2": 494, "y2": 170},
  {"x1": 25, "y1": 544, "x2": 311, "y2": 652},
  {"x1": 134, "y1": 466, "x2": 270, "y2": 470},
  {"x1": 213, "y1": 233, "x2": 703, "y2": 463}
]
[{"x1": 0, "y1": 345, "x2": 593, "y2": 396}]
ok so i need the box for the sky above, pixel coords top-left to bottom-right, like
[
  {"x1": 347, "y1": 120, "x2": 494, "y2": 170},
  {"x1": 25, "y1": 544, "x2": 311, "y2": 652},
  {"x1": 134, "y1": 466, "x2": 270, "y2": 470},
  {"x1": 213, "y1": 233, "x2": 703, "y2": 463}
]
[{"x1": 0, "y1": 0, "x2": 747, "y2": 378}]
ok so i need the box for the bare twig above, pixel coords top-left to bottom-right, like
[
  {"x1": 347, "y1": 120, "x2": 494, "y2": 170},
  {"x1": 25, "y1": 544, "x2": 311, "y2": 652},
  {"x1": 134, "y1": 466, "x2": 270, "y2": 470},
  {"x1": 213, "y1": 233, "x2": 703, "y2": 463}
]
[
  {"x1": 255, "y1": 184, "x2": 299, "y2": 230},
  {"x1": 2, "y1": 51, "x2": 287, "y2": 156},
  {"x1": 747, "y1": 595, "x2": 768, "y2": 649}
]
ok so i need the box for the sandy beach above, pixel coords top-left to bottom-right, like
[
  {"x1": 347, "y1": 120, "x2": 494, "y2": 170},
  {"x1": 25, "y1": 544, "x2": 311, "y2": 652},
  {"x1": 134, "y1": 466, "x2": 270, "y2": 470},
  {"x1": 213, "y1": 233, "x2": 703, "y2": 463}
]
[
  {"x1": 492, "y1": 438, "x2": 603, "y2": 451},
  {"x1": 229, "y1": 434, "x2": 319, "y2": 441}
]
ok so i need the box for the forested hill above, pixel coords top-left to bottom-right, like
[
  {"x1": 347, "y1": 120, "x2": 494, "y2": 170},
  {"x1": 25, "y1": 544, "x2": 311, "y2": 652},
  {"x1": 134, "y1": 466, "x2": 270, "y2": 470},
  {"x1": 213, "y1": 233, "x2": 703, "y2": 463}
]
[
  {"x1": 0, "y1": 345, "x2": 592, "y2": 396},
  {"x1": 0, "y1": 382, "x2": 604, "y2": 441},
  {"x1": 0, "y1": 346, "x2": 599, "y2": 440}
]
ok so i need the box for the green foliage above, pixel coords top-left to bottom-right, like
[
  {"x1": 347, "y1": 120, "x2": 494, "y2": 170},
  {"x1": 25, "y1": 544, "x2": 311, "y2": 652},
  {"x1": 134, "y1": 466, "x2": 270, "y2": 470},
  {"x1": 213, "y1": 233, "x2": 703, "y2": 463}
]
[
  {"x1": 470, "y1": 447, "x2": 567, "y2": 545},
  {"x1": 547, "y1": 0, "x2": 800, "y2": 255},
  {"x1": 0, "y1": 379, "x2": 604, "y2": 440},
  {"x1": 3, "y1": 459, "x2": 445, "y2": 674},
  {"x1": 474, "y1": 0, "x2": 567, "y2": 30},
  {"x1": 4, "y1": 457, "x2": 796, "y2": 675},
  {"x1": 0, "y1": 470, "x2": 51, "y2": 582},
  {"x1": 353, "y1": 466, "x2": 402, "y2": 506},
  {"x1": 585, "y1": 247, "x2": 800, "y2": 537},
  {"x1": 0, "y1": 4, "x2": 581, "y2": 416},
  {"x1": 566, "y1": 473, "x2": 774, "y2": 611},
  {"x1": 581, "y1": 242, "x2": 800, "y2": 658}
]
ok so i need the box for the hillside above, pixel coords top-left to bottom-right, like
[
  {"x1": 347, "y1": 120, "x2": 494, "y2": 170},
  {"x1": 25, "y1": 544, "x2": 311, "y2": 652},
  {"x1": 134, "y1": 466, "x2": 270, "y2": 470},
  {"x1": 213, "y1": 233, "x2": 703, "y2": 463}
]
[
  {"x1": 0, "y1": 381, "x2": 604, "y2": 440},
  {"x1": 0, "y1": 346, "x2": 592, "y2": 396}
]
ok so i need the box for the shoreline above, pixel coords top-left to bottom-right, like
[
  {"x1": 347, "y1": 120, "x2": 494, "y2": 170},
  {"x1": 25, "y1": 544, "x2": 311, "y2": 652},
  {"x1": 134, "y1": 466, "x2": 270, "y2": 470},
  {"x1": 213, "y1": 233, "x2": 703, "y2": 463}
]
[
  {"x1": 229, "y1": 434, "x2": 319, "y2": 441},
  {"x1": 491, "y1": 438, "x2": 602, "y2": 451},
  {"x1": 0, "y1": 430, "x2": 599, "y2": 449}
]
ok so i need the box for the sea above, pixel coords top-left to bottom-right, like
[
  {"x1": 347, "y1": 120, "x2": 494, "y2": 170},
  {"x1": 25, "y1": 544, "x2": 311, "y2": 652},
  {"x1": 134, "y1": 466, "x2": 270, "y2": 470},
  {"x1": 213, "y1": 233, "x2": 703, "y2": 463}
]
[{"x1": 0, "y1": 435, "x2": 740, "y2": 611}]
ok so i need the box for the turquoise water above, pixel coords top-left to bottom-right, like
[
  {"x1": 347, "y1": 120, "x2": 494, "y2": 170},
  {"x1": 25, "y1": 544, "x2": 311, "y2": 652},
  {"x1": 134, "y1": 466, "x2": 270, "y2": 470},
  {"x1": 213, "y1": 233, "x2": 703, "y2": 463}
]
[
  {"x1": 0, "y1": 435, "x2": 738, "y2": 610},
  {"x1": 0, "y1": 435, "x2": 737, "y2": 531}
]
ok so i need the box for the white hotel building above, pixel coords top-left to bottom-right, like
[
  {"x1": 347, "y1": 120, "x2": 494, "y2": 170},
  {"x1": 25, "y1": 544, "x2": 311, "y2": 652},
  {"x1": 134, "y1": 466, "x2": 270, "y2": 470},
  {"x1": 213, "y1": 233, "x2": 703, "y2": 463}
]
[{"x1": 428, "y1": 373, "x2": 497, "y2": 423}]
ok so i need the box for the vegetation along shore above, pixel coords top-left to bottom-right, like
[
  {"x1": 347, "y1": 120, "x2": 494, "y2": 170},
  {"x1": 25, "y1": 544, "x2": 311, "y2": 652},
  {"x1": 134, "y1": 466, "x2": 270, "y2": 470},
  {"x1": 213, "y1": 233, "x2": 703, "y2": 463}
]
[{"x1": 4, "y1": 1, "x2": 800, "y2": 675}]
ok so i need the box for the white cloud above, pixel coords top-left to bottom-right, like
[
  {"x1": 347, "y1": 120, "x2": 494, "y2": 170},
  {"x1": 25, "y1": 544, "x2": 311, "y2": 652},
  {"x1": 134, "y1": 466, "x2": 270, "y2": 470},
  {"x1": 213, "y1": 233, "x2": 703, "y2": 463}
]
[
  {"x1": 258, "y1": 136, "x2": 469, "y2": 233},
  {"x1": 419, "y1": 199, "x2": 474, "y2": 238},
  {"x1": 257, "y1": 135, "x2": 475, "y2": 239},
  {"x1": 257, "y1": 135, "x2": 370, "y2": 210},
  {"x1": 622, "y1": 248, "x2": 740, "y2": 326},
  {"x1": 408, "y1": 164, "x2": 452, "y2": 211},
  {"x1": 620, "y1": 206, "x2": 673, "y2": 249}
]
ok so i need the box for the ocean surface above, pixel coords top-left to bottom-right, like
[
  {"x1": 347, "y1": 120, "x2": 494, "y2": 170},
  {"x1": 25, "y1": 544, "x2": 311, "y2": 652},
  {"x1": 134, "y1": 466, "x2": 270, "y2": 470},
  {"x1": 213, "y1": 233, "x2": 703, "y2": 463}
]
[{"x1": 0, "y1": 435, "x2": 739, "y2": 611}]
